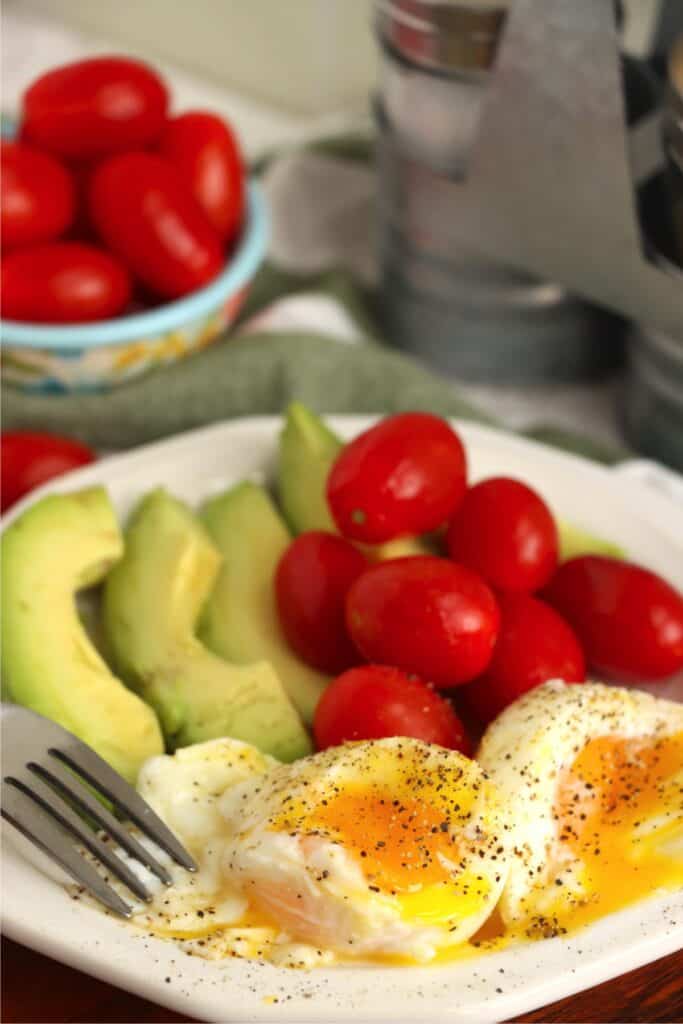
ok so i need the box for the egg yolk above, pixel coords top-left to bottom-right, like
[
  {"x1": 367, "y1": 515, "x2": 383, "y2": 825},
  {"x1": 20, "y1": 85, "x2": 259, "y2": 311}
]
[
  {"x1": 550, "y1": 730, "x2": 683, "y2": 933},
  {"x1": 309, "y1": 789, "x2": 461, "y2": 892},
  {"x1": 305, "y1": 786, "x2": 494, "y2": 930}
]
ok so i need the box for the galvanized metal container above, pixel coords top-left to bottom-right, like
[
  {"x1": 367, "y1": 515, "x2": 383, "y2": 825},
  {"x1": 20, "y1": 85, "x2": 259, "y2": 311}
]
[
  {"x1": 375, "y1": 0, "x2": 624, "y2": 382},
  {"x1": 378, "y1": 189, "x2": 621, "y2": 381}
]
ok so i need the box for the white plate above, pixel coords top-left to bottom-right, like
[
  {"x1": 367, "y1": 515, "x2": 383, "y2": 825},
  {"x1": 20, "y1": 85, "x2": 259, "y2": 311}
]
[{"x1": 2, "y1": 416, "x2": 682, "y2": 1024}]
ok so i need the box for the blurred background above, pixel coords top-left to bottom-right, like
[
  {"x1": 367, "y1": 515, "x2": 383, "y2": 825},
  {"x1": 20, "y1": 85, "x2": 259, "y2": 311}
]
[
  {"x1": 2, "y1": 0, "x2": 683, "y2": 470},
  {"x1": 1, "y1": 0, "x2": 671, "y2": 122}
]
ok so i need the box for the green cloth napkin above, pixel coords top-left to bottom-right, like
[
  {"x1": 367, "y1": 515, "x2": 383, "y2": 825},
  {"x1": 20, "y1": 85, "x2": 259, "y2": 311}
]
[{"x1": 2, "y1": 324, "x2": 621, "y2": 463}]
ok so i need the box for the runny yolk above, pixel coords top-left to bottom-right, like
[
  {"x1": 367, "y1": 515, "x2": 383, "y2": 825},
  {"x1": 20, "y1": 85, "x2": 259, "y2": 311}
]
[
  {"x1": 307, "y1": 789, "x2": 462, "y2": 893},
  {"x1": 553, "y1": 731, "x2": 683, "y2": 930}
]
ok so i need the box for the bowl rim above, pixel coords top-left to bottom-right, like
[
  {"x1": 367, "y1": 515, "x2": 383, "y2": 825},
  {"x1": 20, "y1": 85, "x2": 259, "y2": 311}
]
[{"x1": 0, "y1": 181, "x2": 268, "y2": 350}]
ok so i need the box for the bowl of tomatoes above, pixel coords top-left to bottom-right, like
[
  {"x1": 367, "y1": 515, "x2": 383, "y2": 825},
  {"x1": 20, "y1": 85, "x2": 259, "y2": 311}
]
[{"x1": 1, "y1": 57, "x2": 268, "y2": 393}]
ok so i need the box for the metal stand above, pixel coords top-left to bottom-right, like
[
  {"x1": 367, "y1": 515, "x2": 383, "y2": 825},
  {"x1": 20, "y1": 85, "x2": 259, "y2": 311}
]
[{"x1": 384, "y1": 0, "x2": 682, "y2": 337}]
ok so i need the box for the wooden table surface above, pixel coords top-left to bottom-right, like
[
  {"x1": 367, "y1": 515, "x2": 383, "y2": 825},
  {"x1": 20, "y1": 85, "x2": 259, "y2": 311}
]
[{"x1": 2, "y1": 937, "x2": 681, "y2": 1024}]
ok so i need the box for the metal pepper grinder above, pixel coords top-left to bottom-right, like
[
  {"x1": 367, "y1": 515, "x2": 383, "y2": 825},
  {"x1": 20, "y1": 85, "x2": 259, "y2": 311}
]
[{"x1": 375, "y1": 0, "x2": 680, "y2": 384}]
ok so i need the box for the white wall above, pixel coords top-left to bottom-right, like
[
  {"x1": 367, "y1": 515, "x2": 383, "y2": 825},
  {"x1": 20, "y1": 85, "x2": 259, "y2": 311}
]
[{"x1": 5, "y1": 0, "x2": 378, "y2": 116}]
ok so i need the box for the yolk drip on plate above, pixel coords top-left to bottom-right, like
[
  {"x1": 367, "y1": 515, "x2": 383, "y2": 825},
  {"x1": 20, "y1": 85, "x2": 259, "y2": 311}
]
[{"x1": 552, "y1": 730, "x2": 683, "y2": 932}]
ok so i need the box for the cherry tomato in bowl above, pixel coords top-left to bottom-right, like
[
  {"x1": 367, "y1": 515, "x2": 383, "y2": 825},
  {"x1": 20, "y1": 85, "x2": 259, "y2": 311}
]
[
  {"x1": 460, "y1": 593, "x2": 585, "y2": 725},
  {"x1": 543, "y1": 555, "x2": 683, "y2": 680},
  {"x1": 89, "y1": 152, "x2": 224, "y2": 300},
  {"x1": 1, "y1": 242, "x2": 131, "y2": 323},
  {"x1": 21, "y1": 56, "x2": 169, "y2": 159},
  {"x1": 1, "y1": 141, "x2": 75, "y2": 247},
  {"x1": 314, "y1": 664, "x2": 471, "y2": 754},
  {"x1": 159, "y1": 111, "x2": 245, "y2": 245},
  {"x1": 346, "y1": 555, "x2": 499, "y2": 687},
  {"x1": 447, "y1": 476, "x2": 558, "y2": 593},
  {"x1": 1, "y1": 432, "x2": 96, "y2": 512},
  {"x1": 327, "y1": 412, "x2": 467, "y2": 544},
  {"x1": 275, "y1": 531, "x2": 368, "y2": 674}
]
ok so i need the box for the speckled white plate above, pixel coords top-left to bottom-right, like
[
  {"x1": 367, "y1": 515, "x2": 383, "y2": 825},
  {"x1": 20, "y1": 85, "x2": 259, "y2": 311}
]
[{"x1": 2, "y1": 417, "x2": 682, "y2": 1024}]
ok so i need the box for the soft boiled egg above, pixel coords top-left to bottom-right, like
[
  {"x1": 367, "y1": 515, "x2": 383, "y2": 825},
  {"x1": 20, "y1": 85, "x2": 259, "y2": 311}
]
[
  {"x1": 477, "y1": 679, "x2": 683, "y2": 939},
  {"x1": 126, "y1": 736, "x2": 508, "y2": 965},
  {"x1": 219, "y1": 737, "x2": 508, "y2": 962}
]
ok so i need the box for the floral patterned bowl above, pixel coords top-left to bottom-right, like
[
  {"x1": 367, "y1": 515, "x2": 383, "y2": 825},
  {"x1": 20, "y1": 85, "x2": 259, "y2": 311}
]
[{"x1": 1, "y1": 181, "x2": 268, "y2": 393}]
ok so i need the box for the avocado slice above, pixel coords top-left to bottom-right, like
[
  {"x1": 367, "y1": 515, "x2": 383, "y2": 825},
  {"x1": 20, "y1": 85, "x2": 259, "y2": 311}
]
[
  {"x1": 278, "y1": 401, "x2": 341, "y2": 534},
  {"x1": 276, "y1": 402, "x2": 434, "y2": 559},
  {"x1": 102, "y1": 489, "x2": 310, "y2": 762},
  {"x1": 1, "y1": 487, "x2": 164, "y2": 784},
  {"x1": 558, "y1": 523, "x2": 626, "y2": 562},
  {"x1": 199, "y1": 482, "x2": 329, "y2": 723}
]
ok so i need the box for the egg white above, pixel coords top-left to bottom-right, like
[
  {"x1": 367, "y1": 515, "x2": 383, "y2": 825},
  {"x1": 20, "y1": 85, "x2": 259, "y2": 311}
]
[
  {"x1": 138, "y1": 736, "x2": 276, "y2": 848},
  {"x1": 116, "y1": 738, "x2": 274, "y2": 937},
  {"x1": 95, "y1": 737, "x2": 337, "y2": 963}
]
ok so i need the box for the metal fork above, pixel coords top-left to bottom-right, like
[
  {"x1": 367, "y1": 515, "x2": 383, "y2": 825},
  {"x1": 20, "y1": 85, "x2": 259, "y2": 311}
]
[{"x1": 1, "y1": 704, "x2": 197, "y2": 917}]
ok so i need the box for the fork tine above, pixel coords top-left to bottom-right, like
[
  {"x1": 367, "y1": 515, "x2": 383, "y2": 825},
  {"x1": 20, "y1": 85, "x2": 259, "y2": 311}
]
[
  {"x1": 1, "y1": 784, "x2": 132, "y2": 918},
  {"x1": 26, "y1": 760, "x2": 174, "y2": 887},
  {"x1": 3, "y1": 777, "x2": 153, "y2": 904},
  {"x1": 49, "y1": 743, "x2": 197, "y2": 872}
]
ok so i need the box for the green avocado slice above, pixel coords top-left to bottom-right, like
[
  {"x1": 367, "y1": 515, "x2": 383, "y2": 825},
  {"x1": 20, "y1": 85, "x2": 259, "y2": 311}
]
[
  {"x1": 199, "y1": 482, "x2": 329, "y2": 724},
  {"x1": 558, "y1": 523, "x2": 626, "y2": 562},
  {"x1": 1, "y1": 487, "x2": 163, "y2": 784},
  {"x1": 102, "y1": 489, "x2": 310, "y2": 762},
  {"x1": 277, "y1": 401, "x2": 341, "y2": 535}
]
